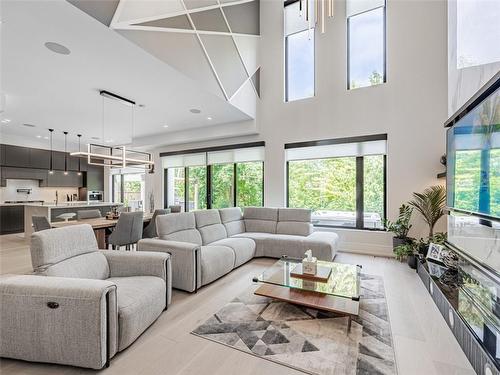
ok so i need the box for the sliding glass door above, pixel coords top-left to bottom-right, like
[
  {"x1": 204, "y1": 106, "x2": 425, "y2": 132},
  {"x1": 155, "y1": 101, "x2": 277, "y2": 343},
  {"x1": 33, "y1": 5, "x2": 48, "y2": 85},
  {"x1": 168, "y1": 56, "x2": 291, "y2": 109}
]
[{"x1": 188, "y1": 166, "x2": 207, "y2": 211}]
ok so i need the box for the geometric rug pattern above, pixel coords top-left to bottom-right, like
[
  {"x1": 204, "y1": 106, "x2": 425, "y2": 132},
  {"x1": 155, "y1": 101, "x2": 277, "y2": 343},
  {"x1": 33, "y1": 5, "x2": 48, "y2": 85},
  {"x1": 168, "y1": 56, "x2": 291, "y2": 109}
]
[{"x1": 192, "y1": 274, "x2": 397, "y2": 375}]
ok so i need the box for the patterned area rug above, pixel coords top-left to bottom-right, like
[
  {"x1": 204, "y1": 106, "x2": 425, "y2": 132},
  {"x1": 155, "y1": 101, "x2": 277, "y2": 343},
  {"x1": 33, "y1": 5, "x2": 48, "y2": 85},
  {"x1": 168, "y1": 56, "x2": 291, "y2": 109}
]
[{"x1": 192, "y1": 274, "x2": 396, "y2": 375}]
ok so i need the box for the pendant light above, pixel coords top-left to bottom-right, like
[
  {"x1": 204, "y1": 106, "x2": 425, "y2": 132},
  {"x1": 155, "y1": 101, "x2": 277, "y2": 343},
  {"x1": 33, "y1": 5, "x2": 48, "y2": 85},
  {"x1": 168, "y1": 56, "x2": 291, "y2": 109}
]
[
  {"x1": 48, "y1": 129, "x2": 54, "y2": 175},
  {"x1": 63, "y1": 131, "x2": 68, "y2": 175},
  {"x1": 76, "y1": 134, "x2": 82, "y2": 176}
]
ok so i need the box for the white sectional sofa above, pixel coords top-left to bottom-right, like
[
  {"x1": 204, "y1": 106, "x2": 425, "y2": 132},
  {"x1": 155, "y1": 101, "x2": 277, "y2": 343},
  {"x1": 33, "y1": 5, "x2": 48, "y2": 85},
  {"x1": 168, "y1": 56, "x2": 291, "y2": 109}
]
[{"x1": 138, "y1": 207, "x2": 338, "y2": 292}]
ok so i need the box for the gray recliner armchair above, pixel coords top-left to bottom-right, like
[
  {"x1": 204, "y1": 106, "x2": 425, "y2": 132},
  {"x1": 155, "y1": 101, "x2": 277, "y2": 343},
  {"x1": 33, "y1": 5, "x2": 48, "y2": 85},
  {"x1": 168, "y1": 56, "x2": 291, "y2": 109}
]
[{"x1": 0, "y1": 224, "x2": 172, "y2": 370}]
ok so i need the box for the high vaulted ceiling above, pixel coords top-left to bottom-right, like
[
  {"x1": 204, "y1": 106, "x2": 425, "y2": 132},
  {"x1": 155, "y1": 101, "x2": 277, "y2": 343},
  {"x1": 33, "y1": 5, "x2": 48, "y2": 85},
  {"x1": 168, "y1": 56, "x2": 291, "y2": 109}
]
[{"x1": 0, "y1": 0, "x2": 260, "y2": 150}]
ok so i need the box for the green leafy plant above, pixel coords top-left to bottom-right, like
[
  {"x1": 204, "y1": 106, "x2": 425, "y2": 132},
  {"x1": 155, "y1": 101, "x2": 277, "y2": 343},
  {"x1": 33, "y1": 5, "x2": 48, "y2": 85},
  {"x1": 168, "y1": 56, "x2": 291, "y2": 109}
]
[
  {"x1": 409, "y1": 185, "x2": 446, "y2": 239},
  {"x1": 394, "y1": 243, "x2": 414, "y2": 261},
  {"x1": 429, "y1": 232, "x2": 447, "y2": 245},
  {"x1": 385, "y1": 204, "x2": 413, "y2": 239}
]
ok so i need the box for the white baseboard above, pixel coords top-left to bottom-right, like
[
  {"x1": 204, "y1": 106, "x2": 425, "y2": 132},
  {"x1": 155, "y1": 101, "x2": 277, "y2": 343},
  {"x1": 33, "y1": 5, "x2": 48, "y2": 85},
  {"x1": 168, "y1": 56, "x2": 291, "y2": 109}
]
[{"x1": 338, "y1": 242, "x2": 394, "y2": 258}]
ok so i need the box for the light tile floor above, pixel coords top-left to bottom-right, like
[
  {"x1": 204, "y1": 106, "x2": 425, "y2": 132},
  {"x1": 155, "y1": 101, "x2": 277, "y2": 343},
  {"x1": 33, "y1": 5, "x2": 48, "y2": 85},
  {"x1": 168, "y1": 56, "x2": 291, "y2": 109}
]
[{"x1": 0, "y1": 233, "x2": 475, "y2": 375}]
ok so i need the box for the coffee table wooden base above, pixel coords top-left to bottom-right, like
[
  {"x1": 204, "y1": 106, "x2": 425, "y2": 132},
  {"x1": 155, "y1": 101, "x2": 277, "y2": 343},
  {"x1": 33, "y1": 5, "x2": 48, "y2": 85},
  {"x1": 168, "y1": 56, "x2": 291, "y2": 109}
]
[{"x1": 254, "y1": 284, "x2": 359, "y2": 332}]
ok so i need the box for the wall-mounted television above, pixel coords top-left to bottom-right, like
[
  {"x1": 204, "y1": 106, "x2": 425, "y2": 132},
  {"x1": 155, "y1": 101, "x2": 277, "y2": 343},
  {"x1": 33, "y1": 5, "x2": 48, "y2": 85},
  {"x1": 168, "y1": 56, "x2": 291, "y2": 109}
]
[{"x1": 446, "y1": 71, "x2": 500, "y2": 222}]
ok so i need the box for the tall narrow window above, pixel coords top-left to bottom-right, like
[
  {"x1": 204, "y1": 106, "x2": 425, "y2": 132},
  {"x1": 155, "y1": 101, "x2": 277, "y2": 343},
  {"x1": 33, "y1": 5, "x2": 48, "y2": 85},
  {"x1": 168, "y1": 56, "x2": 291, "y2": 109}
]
[
  {"x1": 111, "y1": 172, "x2": 145, "y2": 211},
  {"x1": 188, "y1": 166, "x2": 207, "y2": 211},
  {"x1": 286, "y1": 135, "x2": 387, "y2": 229},
  {"x1": 211, "y1": 164, "x2": 235, "y2": 209},
  {"x1": 285, "y1": 1, "x2": 315, "y2": 102},
  {"x1": 347, "y1": 0, "x2": 386, "y2": 89}
]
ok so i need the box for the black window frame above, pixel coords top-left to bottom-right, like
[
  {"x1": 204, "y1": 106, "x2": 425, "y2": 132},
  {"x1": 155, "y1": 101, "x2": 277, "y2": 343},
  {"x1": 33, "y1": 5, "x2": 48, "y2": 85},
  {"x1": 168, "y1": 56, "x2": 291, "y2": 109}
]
[
  {"x1": 347, "y1": 3, "x2": 387, "y2": 90},
  {"x1": 284, "y1": 1, "x2": 316, "y2": 102},
  {"x1": 285, "y1": 134, "x2": 387, "y2": 231},
  {"x1": 112, "y1": 172, "x2": 146, "y2": 205},
  {"x1": 162, "y1": 142, "x2": 265, "y2": 211}
]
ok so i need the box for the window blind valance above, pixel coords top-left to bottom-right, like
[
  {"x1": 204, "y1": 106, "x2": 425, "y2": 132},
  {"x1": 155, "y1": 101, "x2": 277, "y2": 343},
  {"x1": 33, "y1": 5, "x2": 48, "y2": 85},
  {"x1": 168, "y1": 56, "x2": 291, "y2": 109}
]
[
  {"x1": 207, "y1": 147, "x2": 265, "y2": 165},
  {"x1": 162, "y1": 146, "x2": 265, "y2": 168},
  {"x1": 286, "y1": 139, "x2": 387, "y2": 161},
  {"x1": 162, "y1": 153, "x2": 206, "y2": 169},
  {"x1": 346, "y1": 0, "x2": 385, "y2": 18}
]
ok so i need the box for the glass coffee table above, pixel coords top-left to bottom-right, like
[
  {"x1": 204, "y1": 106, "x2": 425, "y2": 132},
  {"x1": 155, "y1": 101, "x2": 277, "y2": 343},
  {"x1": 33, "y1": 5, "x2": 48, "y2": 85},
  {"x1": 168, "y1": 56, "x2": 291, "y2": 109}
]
[{"x1": 253, "y1": 256, "x2": 361, "y2": 332}]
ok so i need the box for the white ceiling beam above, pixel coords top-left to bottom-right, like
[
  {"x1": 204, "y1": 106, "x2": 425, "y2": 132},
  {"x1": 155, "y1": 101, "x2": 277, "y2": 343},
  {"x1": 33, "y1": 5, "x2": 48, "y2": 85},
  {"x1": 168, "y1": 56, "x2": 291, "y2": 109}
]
[
  {"x1": 112, "y1": 24, "x2": 260, "y2": 38},
  {"x1": 112, "y1": 0, "x2": 256, "y2": 29}
]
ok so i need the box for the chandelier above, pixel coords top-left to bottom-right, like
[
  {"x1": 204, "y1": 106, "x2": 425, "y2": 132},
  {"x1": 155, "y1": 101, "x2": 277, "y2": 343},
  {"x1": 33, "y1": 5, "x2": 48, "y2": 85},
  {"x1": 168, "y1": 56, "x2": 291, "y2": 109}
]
[
  {"x1": 299, "y1": 0, "x2": 334, "y2": 34},
  {"x1": 70, "y1": 90, "x2": 154, "y2": 172}
]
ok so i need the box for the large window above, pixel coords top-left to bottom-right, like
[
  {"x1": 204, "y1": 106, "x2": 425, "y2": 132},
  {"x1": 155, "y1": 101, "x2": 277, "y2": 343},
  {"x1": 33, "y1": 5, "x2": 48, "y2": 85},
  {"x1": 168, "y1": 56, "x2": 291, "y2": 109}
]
[
  {"x1": 112, "y1": 172, "x2": 146, "y2": 211},
  {"x1": 347, "y1": 0, "x2": 386, "y2": 89},
  {"x1": 162, "y1": 144, "x2": 264, "y2": 211},
  {"x1": 286, "y1": 135, "x2": 387, "y2": 229},
  {"x1": 285, "y1": 1, "x2": 315, "y2": 102}
]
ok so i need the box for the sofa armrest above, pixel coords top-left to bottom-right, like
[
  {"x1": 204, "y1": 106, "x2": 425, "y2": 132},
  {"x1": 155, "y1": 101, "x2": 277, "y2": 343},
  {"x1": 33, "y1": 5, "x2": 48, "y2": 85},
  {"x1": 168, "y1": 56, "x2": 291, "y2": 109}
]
[
  {"x1": 306, "y1": 231, "x2": 339, "y2": 260},
  {"x1": 137, "y1": 239, "x2": 200, "y2": 293},
  {"x1": 101, "y1": 251, "x2": 172, "y2": 306},
  {"x1": 0, "y1": 274, "x2": 118, "y2": 370}
]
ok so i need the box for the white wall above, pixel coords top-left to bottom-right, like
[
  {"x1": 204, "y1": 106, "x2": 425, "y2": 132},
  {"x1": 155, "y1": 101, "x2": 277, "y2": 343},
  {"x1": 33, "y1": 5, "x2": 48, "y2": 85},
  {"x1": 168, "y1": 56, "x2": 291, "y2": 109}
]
[
  {"x1": 150, "y1": 0, "x2": 448, "y2": 256},
  {"x1": 447, "y1": 0, "x2": 500, "y2": 116}
]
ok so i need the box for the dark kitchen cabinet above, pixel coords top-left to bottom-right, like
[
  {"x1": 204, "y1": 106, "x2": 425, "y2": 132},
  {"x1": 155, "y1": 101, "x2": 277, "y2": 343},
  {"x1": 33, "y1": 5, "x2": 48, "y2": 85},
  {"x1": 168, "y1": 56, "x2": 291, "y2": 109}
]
[
  {"x1": 86, "y1": 163, "x2": 104, "y2": 191},
  {"x1": 0, "y1": 205, "x2": 25, "y2": 234},
  {"x1": 43, "y1": 171, "x2": 83, "y2": 188},
  {"x1": 51, "y1": 151, "x2": 66, "y2": 171},
  {"x1": 29, "y1": 148, "x2": 51, "y2": 169},
  {"x1": 4, "y1": 145, "x2": 30, "y2": 168},
  {"x1": 68, "y1": 155, "x2": 80, "y2": 171},
  {"x1": 0, "y1": 144, "x2": 5, "y2": 165}
]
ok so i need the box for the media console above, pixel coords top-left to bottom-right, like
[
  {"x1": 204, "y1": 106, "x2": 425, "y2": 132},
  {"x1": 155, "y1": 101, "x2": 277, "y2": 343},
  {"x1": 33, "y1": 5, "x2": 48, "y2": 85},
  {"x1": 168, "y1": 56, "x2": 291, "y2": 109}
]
[{"x1": 417, "y1": 260, "x2": 499, "y2": 375}]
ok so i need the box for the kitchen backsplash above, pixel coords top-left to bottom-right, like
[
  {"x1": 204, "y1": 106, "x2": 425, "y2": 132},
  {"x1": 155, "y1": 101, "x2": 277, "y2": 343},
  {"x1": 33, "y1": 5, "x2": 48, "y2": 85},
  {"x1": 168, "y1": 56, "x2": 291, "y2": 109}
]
[{"x1": 0, "y1": 179, "x2": 79, "y2": 203}]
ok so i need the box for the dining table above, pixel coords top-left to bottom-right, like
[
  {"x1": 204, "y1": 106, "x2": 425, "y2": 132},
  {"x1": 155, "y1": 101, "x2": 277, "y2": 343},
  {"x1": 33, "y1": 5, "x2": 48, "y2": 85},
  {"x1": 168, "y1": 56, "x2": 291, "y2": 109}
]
[{"x1": 51, "y1": 213, "x2": 154, "y2": 249}]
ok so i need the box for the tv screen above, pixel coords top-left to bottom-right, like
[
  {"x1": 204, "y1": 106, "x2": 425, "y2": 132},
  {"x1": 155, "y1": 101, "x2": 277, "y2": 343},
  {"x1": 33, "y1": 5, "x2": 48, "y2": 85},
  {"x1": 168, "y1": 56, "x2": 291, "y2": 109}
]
[{"x1": 446, "y1": 81, "x2": 500, "y2": 220}]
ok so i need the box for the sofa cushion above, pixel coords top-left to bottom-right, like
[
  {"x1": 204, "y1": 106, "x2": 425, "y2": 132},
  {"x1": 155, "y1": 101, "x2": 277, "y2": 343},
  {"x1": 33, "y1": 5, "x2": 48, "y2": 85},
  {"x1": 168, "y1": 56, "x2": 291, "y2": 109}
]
[
  {"x1": 232, "y1": 232, "x2": 273, "y2": 257},
  {"x1": 30, "y1": 224, "x2": 99, "y2": 269},
  {"x1": 219, "y1": 208, "x2": 245, "y2": 236},
  {"x1": 262, "y1": 233, "x2": 337, "y2": 261},
  {"x1": 194, "y1": 210, "x2": 227, "y2": 245},
  {"x1": 157, "y1": 213, "x2": 202, "y2": 245},
  {"x1": 244, "y1": 207, "x2": 278, "y2": 221},
  {"x1": 40, "y1": 252, "x2": 110, "y2": 280},
  {"x1": 200, "y1": 246, "x2": 235, "y2": 286},
  {"x1": 243, "y1": 207, "x2": 278, "y2": 234},
  {"x1": 108, "y1": 276, "x2": 165, "y2": 351},
  {"x1": 210, "y1": 237, "x2": 255, "y2": 267},
  {"x1": 278, "y1": 208, "x2": 312, "y2": 222},
  {"x1": 276, "y1": 222, "x2": 313, "y2": 236}
]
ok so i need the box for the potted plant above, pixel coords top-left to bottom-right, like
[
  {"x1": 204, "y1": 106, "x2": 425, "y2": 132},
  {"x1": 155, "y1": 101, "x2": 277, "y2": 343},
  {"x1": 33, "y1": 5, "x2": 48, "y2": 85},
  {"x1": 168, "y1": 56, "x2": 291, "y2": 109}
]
[
  {"x1": 385, "y1": 204, "x2": 413, "y2": 250},
  {"x1": 409, "y1": 185, "x2": 446, "y2": 239}
]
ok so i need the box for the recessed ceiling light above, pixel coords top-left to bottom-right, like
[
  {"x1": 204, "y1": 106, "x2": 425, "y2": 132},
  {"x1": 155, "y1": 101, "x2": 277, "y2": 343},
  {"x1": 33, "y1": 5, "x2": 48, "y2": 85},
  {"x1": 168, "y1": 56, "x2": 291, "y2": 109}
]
[
  {"x1": 44, "y1": 42, "x2": 71, "y2": 55},
  {"x1": 43, "y1": 136, "x2": 49, "y2": 140},
  {"x1": 138, "y1": 104, "x2": 146, "y2": 108},
  {"x1": 91, "y1": 136, "x2": 100, "y2": 140},
  {"x1": 190, "y1": 108, "x2": 201, "y2": 114},
  {"x1": 105, "y1": 139, "x2": 114, "y2": 143},
  {"x1": 163, "y1": 125, "x2": 169, "y2": 128},
  {"x1": 23, "y1": 123, "x2": 36, "y2": 128},
  {"x1": 1, "y1": 119, "x2": 10, "y2": 123},
  {"x1": 207, "y1": 116, "x2": 212, "y2": 120},
  {"x1": 36, "y1": 135, "x2": 42, "y2": 138}
]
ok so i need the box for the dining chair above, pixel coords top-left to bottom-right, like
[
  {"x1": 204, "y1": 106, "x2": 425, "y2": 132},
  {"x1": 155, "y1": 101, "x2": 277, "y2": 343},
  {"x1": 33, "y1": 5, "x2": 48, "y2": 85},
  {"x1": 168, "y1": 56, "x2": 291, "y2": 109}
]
[
  {"x1": 77, "y1": 209, "x2": 102, "y2": 220},
  {"x1": 32, "y1": 216, "x2": 51, "y2": 232},
  {"x1": 108, "y1": 211, "x2": 144, "y2": 250},
  {"x1": 168, "y1": 205, "x2": 182, "y2": 213},
  {"x1": 142, "y1": 209, "x2": 170, "y2": 239}
]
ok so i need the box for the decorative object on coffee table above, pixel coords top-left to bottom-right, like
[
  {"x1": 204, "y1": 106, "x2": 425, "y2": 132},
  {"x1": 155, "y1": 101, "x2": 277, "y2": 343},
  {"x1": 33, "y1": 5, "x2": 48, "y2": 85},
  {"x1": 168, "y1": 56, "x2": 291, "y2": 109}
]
[
  {"x1": 290, "y1": 263, "x2": 332, "y2": 282},
  {"x1": 302, "y1": 249, "x2": 317, "y2": 274}
]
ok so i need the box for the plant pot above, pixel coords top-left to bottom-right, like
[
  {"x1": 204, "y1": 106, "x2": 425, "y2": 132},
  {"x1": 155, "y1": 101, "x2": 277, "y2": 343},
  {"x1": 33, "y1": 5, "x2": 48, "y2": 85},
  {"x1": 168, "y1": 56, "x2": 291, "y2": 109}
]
[
  {"x1": 407, "y1": 254, "x2": 418, "y2": 269},
  {"x1": 393, "y1": 237, "x2": 407, "y2": 250}
]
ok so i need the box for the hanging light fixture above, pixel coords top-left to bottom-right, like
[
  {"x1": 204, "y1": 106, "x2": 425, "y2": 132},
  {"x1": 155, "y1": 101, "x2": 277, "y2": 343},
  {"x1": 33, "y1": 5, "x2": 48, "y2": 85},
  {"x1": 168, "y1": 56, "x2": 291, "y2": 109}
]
[
  {"x1": 63, "y1": 131, "x2": 68, "y2": 175},
  {"x1": 303, "y1": 0, "x2": 334, "y2": 34},
  {"x1": 48, "y1": 129, "x2": 54, "y2": 175},
  {"x1": 70, "y1": 90, "x2": 154, "y2": 171},
  {"x1": 77, "y1": 134, "x2": 82, "y2": 176}
]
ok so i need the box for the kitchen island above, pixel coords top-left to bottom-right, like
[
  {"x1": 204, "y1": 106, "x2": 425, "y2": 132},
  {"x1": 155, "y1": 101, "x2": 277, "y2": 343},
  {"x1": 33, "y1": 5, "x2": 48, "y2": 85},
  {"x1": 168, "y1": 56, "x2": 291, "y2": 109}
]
[{"x1": 24, "y1": 202, "x2": 122, "y2": 237}]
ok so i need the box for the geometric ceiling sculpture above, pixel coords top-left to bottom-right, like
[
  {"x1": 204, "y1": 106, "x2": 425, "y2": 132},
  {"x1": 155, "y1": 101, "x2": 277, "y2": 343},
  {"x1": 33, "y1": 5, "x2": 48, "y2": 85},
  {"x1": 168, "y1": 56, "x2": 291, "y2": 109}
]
[{"x1": 67, "y1": 0, "x2": 260, "y2": 118}]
